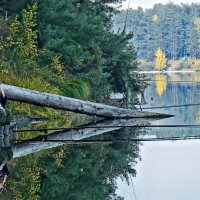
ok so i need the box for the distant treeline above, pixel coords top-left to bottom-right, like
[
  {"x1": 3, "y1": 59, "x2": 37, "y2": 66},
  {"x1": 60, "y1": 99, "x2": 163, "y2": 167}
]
[{"x1": 113, "y1": 3, "x2": 200, "y2": 61}]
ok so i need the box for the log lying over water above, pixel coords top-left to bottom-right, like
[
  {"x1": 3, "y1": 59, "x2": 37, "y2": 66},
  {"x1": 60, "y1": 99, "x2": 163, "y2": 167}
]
[
  {"x1": 2, "y1": 83, "x2": 172, "y2": 119},
  {"x1": 13, "y1": 118, "x2": 152, "y2": 158}
]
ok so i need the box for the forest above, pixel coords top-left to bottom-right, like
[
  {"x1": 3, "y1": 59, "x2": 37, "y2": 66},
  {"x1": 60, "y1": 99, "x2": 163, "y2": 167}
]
[
  {"x1": 113, "y1": 3, "x2": 200, "y2": 69},
  {"x1": 0, "y1": 1, "x2": 146, "y2": 199},
  {"x1": 1, "y1": 1, "x2": 200, "y2": 199},
  {"x1": 0, "y1": 0, "x2": 143, "y2": 118}
]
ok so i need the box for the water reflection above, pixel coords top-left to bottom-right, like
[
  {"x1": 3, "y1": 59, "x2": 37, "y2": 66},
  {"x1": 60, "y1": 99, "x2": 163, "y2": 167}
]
[
  {"x1": 0, "y1": 72, "x2": 199, "y2": 199},
  {"x1": 0, "y1": 148, "x2": 12, "y2": 193},
  {"x1": 0, "y1": 118, "x2": 154, "y2": 199},
  {"x1": 141, "y1": 72, "x2": 200, "y2": 130},
  {"x1": 121, "y1": 72, "x2": 200, "y2": 200},
  {"x1": 155, "y1": 74, "x2": 167, "y2": 96}
]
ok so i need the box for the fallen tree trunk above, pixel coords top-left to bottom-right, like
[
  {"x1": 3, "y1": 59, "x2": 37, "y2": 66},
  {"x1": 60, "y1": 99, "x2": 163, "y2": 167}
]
[{"x1": 2, "y1": 83, "x2": 172, "y2": 119}]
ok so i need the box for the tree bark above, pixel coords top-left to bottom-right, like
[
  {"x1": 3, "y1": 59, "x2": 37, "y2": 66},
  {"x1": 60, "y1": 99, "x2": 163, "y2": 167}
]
[{"x1": 2, "y1": 83, "x2": 172, "y2": 119}]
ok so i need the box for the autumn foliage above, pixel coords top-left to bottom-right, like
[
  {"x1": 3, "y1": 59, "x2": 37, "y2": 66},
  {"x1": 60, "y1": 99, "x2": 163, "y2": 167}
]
[{"x1": 155, "y1": 48, "x2": 167, "y2": 70}]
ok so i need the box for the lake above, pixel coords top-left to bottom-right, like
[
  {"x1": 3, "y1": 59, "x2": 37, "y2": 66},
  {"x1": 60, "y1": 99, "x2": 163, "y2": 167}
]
[
  {"x1": 117, "y1": 72, "x2": 200, "y2": 200},
  {"x1": 1, "y1": 72, "x2": 200, "y2": 200}
]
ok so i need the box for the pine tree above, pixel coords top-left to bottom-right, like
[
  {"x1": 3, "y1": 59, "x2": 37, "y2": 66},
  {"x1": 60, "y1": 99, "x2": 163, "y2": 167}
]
[
  {"x1": 194, "y1": 18, "x2": 200, "y2": 49},
  {"x1": 155, "y1": 48, "x2": 167, "y2": 70}
]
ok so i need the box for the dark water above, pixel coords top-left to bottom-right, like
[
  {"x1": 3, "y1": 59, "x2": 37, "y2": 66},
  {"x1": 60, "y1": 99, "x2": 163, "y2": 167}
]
[{"x1": 1, "y1": 72, "x2": 200, "y2": 200}]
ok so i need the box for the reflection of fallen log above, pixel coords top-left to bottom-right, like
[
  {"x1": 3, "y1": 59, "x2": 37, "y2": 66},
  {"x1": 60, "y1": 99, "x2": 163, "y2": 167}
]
[
  {"x1": 2, "y1": 84, "x2": 172, "y2": 119},
  {"x1": 13, "y1": 118, "x2": 152, "y2": 158}
]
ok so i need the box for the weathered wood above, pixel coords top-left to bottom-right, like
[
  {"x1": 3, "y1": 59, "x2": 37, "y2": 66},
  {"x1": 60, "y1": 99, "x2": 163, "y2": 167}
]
[
  {"x1": 2, "y1": 83, "x2": 172, "y2": 118},
  {"x1": 13, "y1": 118, "x2": 152, "y2": 158}
]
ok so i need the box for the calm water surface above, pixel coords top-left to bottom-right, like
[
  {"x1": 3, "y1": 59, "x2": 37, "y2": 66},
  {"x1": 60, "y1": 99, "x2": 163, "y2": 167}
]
[
  {"x1": 1, "y1": 72, "x2": 200, "y2": 200},
  {"x1": 117, "y1": 72, "x2": 200, "y2": 200}
]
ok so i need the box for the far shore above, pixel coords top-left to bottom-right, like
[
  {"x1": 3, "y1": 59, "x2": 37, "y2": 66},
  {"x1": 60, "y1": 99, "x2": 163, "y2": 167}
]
[{"x1": 133, "y1": 70, "x2": 198, "y2": 74}]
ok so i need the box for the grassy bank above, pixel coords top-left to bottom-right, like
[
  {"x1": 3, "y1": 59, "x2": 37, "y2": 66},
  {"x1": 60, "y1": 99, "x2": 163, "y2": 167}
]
[{"x1": 1, "y1": 69, "x2": 71, "y2": 120}]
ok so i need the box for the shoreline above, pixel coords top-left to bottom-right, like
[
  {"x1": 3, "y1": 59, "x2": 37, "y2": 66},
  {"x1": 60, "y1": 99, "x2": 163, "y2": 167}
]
[{"x1": 134, "y1": 70, "x2": 197, "y2": 74}]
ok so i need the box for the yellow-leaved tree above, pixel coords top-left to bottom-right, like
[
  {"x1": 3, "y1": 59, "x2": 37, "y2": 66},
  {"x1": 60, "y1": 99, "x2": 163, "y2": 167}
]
[
  {"x1": 1, "y1": 3, "x2": 38, "y2": 65},
  {"x1": 155, "y1": 48, "x2": 167, "y2": 70}
]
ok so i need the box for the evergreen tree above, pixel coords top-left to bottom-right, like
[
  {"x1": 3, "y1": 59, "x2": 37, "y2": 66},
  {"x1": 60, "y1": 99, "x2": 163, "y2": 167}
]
[
  {"x1": 194, "y1": 18, "x2": 200, "y2": 49},
  {"x1": 0, "y1": 0, "x2": 142, "y2": 100}
]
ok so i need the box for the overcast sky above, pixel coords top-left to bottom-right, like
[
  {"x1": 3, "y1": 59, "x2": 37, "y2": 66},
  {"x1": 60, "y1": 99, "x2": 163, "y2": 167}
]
[{"x1": 121, "y1": 0, "x2": 200, "y2": 9}]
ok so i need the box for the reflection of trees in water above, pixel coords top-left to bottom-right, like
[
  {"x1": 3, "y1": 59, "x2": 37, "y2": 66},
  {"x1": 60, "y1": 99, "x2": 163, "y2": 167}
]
[
  {"x1": 155, "y1": 74, "x2": 167, "y2": 96},
  {"x1": 145, "y1": 73, "x2": 200, "y2": 137},
  {"x1": 7, "y1": 127, "x2": 145, "y2": 200},
  {"x1": 168, "y1": 72, "x2": 200, "y2": 82},
  {"x1": 192, "y1": 73, "x2": 200, "y2": 82},
  {"x1": 196, "y1": 110, "x2": 200, "y2": 124}
]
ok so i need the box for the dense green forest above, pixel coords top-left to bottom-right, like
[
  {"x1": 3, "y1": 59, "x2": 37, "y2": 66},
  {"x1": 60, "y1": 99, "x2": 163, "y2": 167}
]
[
  {"x1": 0, "y1": 0, "x2": 143, "y2": 118},
  {"x1": 0, "y1": 2, "x2": 146, "y2": 199},
  {"x1": 113, "y1": 3, "x2": 200, "y2": 64}
]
